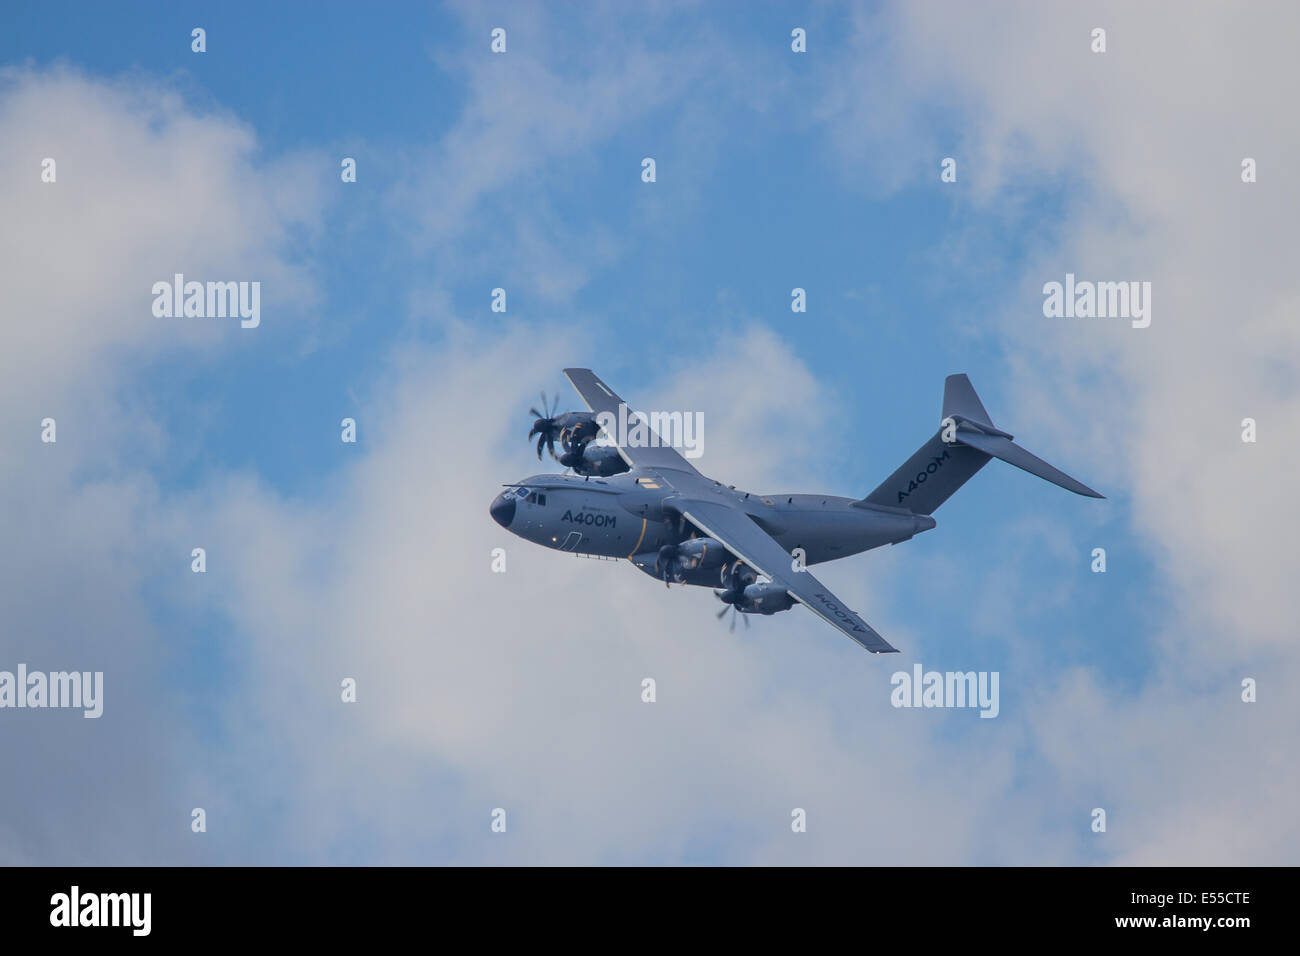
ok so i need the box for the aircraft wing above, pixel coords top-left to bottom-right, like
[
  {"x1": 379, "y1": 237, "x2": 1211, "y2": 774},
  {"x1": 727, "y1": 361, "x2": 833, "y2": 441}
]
[
  {"x1": 676, "y1": 497, "x2": 899, "y2": 654},
  {"x1": 562, "y1": 368, "x2": 700, "y2": 474}
]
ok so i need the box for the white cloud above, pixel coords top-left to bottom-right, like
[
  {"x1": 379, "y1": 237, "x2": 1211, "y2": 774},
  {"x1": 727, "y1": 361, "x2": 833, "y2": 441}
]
[
  {"x1": 818, "y1": 0, "x2": 1300, "y2": 862},
  {"x1": 7, "y1": 0, "x2": 1296, "y2": 866},
  {"x1": 186, "y1": 325, "x2": 1012, "y2": 864},
  {"x1": 0, "y1": 67, "x2": 331, "y2": 864}
]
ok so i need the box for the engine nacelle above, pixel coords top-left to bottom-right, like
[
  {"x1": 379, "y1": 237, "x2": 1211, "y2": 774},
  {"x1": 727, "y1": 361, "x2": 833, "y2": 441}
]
[
  {"x1": 674, "y1": 537, "x2": 727, "y2": 571},
  {"x1": 740, "y1": 581, "x2": 795, "y2": 615},
  {"x1": 569, "y1": 444, "x2": 629, "y2": 477}
]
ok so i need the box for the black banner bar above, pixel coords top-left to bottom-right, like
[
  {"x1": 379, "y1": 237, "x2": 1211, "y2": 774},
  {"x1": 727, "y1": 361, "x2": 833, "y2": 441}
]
[{"x1": 0, "y1": 865, "x2": 1279, "y2": 942}]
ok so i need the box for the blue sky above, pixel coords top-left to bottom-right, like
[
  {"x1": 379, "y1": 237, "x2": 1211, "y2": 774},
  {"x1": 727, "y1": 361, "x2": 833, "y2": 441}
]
[
  {"x1": 4, "y1": 0, "x2": 1105, "y2": 519},
  {"x1": 2, "y1": 1, "x2": 1294, "y2": 865}
]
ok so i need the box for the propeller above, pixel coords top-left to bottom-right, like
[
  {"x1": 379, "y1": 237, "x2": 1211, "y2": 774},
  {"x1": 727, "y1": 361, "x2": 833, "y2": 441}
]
[
  {"x1": 715, "y1": 602, "x2": 750, "y2": 633},
  {"x1": 558, "y1": 428, "x2": 588, "y2": 471},
  {"x1": 527, "y1": 392, "x2": 563, "y2": 460},
  {"x1": 655, "y1": 542, "x2": 687, "y2": 587},
  {"x1": 655, "y1": 519, "x2": 710, "y2": 587},
  {"x1": 714, "y1": 561, "x2": 756, "y2": 629},
  {"x1": 561, "y1": 417, "x2": 599, "y2": 448}
]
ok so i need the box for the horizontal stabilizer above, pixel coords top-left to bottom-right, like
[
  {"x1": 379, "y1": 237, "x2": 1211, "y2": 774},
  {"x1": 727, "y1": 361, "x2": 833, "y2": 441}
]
[{"x1": 954, "y1": 429, "x2": 1104, "y2": 498}]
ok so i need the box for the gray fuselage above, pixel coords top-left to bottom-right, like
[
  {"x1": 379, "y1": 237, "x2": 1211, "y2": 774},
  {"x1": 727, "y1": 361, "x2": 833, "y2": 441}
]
[{"x1": 489, "y1": 468, "x2": 935, "y2": 587}]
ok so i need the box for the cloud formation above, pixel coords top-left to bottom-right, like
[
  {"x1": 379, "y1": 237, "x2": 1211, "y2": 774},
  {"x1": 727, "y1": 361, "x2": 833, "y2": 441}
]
[{"x1": 3, "y1": 2, "x2": 1296, "y2": 865}]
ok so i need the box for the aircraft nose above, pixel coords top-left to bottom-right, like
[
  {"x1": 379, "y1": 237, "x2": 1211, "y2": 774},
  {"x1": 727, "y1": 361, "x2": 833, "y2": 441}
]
[{"x1": 490, "y1": 494, "x2": 516, "y2": 528}]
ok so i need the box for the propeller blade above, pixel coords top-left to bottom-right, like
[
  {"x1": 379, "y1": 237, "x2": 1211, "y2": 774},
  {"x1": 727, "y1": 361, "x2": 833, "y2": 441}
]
[
  {"x1": 535, "y1": 434, "x2": 546, "y2": 459},
  {"x1": 716, "y1": 605, "x2": 729, "y2": 619},
  {"x1": 528, "y1": 408, "x2": 544, "y2": 420}
]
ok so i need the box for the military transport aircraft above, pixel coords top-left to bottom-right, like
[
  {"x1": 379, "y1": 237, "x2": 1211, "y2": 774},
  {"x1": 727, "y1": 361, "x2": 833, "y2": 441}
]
[{"x1": 491, "y1": 369, "x2": 1102, "y2": 653}]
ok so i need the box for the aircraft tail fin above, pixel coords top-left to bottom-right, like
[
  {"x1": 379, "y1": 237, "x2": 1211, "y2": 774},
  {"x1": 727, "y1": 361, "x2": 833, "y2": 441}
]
[
  {"x1": 859, "y1": 374, "x2": 1103, "y2": 515},
  {"x1": 942, "y1": 372, "x2": 996, "y2": 431}
]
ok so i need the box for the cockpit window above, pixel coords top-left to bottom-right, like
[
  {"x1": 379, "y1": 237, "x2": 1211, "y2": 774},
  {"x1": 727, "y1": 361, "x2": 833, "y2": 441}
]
[{"x1": 513, "y1": 487, "x2": 530, "y2": 499}]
